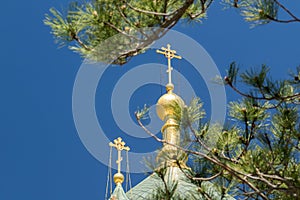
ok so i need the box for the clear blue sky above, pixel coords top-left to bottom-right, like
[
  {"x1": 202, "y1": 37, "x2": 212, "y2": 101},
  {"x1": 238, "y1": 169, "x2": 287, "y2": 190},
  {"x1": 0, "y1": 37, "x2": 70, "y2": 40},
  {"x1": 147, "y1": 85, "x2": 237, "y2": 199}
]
[{"x1": 0, "y1": 1, "x2": 299, "y2": 200}]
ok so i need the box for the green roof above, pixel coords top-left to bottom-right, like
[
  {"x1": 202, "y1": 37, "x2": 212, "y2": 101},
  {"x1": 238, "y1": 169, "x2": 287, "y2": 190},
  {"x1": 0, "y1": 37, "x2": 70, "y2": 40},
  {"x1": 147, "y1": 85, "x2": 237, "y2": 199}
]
[
  {"x1": 126, "y1": 166, "x2": 235, "y2": 200},
  {"x1": 110, "y1": 183, "x2": 130, "y2": 200}
]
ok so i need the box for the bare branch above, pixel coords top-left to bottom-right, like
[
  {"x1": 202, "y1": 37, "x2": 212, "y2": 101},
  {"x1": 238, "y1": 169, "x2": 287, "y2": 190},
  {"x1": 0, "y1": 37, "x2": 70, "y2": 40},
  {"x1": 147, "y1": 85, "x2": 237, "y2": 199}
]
[
  {"x1": 265, "y1": 14, "x2": 300, "y2": 24},
  {"x1": 274, "y1": 0, "x2": 300, "y2": 22}
]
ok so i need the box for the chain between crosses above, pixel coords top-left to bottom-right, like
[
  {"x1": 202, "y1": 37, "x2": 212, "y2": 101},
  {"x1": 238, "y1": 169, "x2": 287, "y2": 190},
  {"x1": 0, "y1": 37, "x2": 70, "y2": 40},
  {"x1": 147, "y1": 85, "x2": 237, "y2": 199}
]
[
  {"x1": 156, "y1": 44, "x2": 182, "y2": 85},
  {"x1": 109, "y1": 137, "x2": 130, "y2": 174}
]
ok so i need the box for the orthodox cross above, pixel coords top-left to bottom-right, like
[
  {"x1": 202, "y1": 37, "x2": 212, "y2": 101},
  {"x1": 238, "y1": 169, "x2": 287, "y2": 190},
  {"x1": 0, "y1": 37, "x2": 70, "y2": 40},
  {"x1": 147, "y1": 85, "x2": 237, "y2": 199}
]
[
  {"x1": 156, "y1": 44, "x2": 182, "y2": 85},
  {"x1": 109, "y1": 137, "x2": 130, "y2": 174}
]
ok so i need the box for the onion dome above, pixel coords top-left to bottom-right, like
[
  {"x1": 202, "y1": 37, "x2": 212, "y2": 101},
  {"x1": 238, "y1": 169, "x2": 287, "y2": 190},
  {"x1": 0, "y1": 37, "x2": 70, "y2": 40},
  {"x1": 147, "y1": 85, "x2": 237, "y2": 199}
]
[{"x1": 156, "y1": 83, "x2": 185, "y2": 121}]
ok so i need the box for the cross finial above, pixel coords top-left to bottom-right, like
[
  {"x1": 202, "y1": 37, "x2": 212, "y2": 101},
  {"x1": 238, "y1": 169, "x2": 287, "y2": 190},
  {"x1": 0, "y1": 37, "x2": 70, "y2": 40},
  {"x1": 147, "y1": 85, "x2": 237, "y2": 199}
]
[
  {"x1": 109, "y1": 137, "x2": 130, "y2": 174},
  {"x1": 156, "y1": 44, "x2": 182, "y2": 86}
]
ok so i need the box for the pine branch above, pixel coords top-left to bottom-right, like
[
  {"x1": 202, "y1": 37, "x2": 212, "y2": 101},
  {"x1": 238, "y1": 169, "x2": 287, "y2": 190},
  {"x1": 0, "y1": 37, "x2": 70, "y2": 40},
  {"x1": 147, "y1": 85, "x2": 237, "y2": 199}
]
[{"x1": 135, "y1": 112, "x2": 270, "y2": 200}]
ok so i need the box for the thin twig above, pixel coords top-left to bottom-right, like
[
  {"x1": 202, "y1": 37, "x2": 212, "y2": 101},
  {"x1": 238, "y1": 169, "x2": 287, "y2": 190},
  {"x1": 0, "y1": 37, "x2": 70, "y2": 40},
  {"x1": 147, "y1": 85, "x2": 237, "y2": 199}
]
[
  {"x1": 274, "y1": 0, "x2": 300, "y2": 22},
  {"x1": 265, "y1": 15, "x2": 300, "y2": 23},
  {"x1": 178, "y1": 162, "x2": 223, "y2": 181},
  {"x1": 227, "y1": 81, "x2": 300, "y2": 101},
  {"x1": 123, "y1": 0, "x2": 176, "y2": 16},
  {"x1": 73, "y1": 35, "x2": 91, "y2": 51},
  {"x1": 103, "y1": 22, "x2": 138, "y2": 39}
]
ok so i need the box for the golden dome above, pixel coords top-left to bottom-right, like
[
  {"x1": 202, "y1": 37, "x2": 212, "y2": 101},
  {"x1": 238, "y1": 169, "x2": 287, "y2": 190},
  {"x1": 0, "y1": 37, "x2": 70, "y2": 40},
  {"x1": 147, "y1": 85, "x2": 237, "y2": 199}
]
[
  {"x1": 156, "y1": 84, "x2": 185, "y2": 120},
  {"x1": 113, "y1": 172, "x2": 124, "y2": 184}
]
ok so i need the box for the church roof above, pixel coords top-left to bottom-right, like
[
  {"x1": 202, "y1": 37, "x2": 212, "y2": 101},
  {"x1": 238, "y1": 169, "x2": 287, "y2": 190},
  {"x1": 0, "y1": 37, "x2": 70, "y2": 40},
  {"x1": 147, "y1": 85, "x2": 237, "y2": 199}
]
[
  {"x1": 110, "y1": 183, "x2": 130, "y2": 200},
  {"x1": 126, "y1": 166, "x2": 235, "y2": 200}
]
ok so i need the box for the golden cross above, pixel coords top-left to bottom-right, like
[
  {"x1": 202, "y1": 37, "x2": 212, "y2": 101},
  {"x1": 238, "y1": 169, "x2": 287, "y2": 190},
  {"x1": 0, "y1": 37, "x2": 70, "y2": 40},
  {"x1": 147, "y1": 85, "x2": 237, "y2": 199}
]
[
  {"x1": 156, "y1": 44, "x2": 182, "y2": 85},
  {"x1": 109, "y1": 137, "x2": 130, "y2": 174}
]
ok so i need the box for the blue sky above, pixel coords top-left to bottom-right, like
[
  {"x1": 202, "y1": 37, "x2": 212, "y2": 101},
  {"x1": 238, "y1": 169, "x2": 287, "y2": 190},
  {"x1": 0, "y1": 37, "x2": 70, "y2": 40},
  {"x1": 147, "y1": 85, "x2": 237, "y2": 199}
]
[{"x1": 0, "y1": 1, "x2": 299, "y2": 200}]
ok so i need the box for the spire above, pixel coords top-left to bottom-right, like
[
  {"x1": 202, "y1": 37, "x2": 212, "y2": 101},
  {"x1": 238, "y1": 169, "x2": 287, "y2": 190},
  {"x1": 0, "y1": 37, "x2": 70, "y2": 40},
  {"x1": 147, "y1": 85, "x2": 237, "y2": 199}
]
[
  {"x1": 109, "y1": 137, "x2": 130, "y2": 184},
  {"x1": 156, "y1": 44, "x2": 187, "y2": 167},
  {"x1": 108, "y1": 137, "x2": 130, "y2": 200},
  {"x1": 156, "y1": 44, "x2": 182, "y2": 91}
]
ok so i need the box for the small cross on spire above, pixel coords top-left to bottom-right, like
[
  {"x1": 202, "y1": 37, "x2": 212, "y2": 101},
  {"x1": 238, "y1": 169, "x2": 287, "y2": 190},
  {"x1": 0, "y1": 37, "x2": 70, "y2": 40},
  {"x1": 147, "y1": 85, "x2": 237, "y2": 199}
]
[
  {"x1": 156, "y1": 44, "x2": 182, "y2": 86},
  {"x1": 109, "y1": 137, "x2": 130, "y2": 174}
]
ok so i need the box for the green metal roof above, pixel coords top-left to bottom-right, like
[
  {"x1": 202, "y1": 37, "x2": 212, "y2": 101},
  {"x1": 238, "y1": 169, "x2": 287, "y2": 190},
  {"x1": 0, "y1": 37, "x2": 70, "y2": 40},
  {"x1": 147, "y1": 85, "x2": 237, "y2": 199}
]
[
  {"x1": 126, "y1": 166, "x2": 235, "y2": 200},
  {"x1": 110, "y1": 183, "x2": 130, "y2": 200}
]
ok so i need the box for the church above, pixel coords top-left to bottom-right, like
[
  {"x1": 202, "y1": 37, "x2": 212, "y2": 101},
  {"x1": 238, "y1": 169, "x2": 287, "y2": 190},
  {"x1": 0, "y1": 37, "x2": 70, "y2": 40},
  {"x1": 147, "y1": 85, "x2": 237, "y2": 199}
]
[{"x1": 107, "y1": 45, "x2": 234, "y2": 200}]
